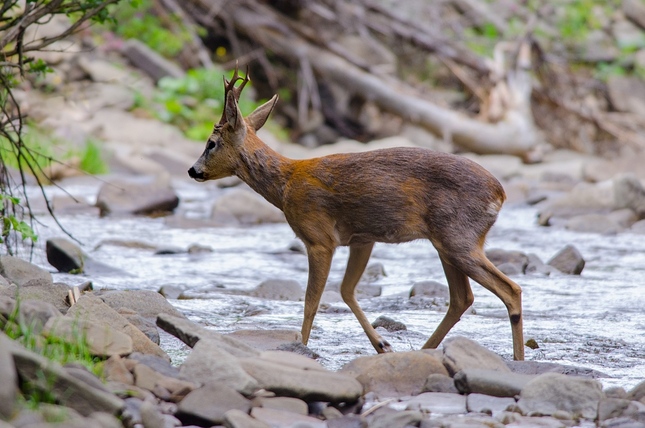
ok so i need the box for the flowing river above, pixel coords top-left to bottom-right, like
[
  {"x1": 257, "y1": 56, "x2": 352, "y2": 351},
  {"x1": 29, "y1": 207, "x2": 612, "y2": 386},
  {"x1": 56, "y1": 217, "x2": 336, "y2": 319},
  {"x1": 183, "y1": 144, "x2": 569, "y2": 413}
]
[{"x1": 25, "y1": 176, "x2": 645, "y2": 390}]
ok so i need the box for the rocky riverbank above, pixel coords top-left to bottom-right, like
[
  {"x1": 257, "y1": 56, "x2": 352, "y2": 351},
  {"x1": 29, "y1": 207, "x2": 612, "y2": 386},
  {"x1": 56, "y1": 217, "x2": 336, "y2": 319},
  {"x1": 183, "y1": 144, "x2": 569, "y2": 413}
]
[{"x1": 2, "y1": 254, "x2": 645, "y2": 428}]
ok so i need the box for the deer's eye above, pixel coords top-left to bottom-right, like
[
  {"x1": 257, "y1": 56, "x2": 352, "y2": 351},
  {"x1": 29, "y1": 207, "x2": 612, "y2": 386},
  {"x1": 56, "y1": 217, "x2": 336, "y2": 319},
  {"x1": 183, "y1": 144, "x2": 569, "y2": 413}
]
[{"x1": 207, "y1": 140, "x2": 216, "y2": 150}]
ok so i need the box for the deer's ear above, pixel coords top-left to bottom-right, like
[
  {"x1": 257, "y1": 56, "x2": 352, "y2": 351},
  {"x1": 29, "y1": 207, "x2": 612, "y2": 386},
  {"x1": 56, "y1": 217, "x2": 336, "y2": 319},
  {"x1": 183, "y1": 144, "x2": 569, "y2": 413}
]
[
  {"x1": 248, "y1": 95, "x2": 278, "y2": 132},
  {"x1": 224, "y1": 90, "x2": 244, "y2": 132}
]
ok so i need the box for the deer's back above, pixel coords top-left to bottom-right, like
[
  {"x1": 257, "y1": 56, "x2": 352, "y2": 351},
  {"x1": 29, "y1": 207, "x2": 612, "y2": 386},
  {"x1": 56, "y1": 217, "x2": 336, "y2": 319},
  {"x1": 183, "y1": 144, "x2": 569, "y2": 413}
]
[{"x1": 284, "y1": 147, "x2": 505, "y2": 247}]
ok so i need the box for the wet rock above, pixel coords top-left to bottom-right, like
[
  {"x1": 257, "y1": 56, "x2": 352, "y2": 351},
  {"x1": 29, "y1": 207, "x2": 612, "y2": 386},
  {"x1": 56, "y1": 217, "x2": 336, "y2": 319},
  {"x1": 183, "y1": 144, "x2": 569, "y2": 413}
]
[
  {"x1": 121, "y1": 38, "x2": 185, "y2": 82},
  {"x1": 227, "y1": 329, "x2": 303, "y2": 351},
  {"x1": 526, "y1": 253, "x2": 556, "y2": 276},
  {"x1": 628, "y1": 380, "x2": 645, "y2": 401},
  {"x1": 506, "y1": 360, "x2": 608, "y2": 378},
  {"x1": 118, "y1": 308, "x2": 160, "y2": 344},
  {"x1": 0, "y1": 279, "x2": 71, "y2": 314},
  {"x1": 275, "y1": 340, "x2": 321, "y2": 359},
  {"x1": 423, "y1": 373, "x2": 459, "y2": 393},
  {"x1": 442, "y1": 336, "x2": 511, "y2": 376},
  {"x1": 212, "y1": 188, "x2": 285, "y2": 225},
  {"x1": 0, "y1": 334, "x2": 18, "y2": 419},
  {"x1": 409, "y1": 280, "x2": 449, "y2": 299},
  {"x1": 96, "y1": 289, "x2": 185, "y2": 321},
  {"x1": 67, "y1": 296, "x2": 168, "y2": 360},
  {"x1": 327, "y1": 415, "x2": 368, "y2": 428},
  {"x1": 606, "y1": 387, "x2": 629, "y2": 399},
  {"x1": 631, "y1": 219, "x2": 645, "y2": 234},
  {"x1": 485, "y1": 249, "x2": 529, "y2": 274},
  {"x1": 371, "y1": 315, "x2": 407, "y2": 332},
  {"x1": 187, "y1": 243, "x2": 213, "y2": 254},
  {"x1": 240, "y1": 354, "x2": 363, "y2": 403},
  {"x1": 128, "y1": 352, "x2": 181, "y2": 379},
  {"x1": 598, "y1": 398, "x2": 645, "y2": 421},
  {"x1": 565, "y1": 213, "x2": 623, "y2": 234},
  {"x1": 96, "y1": 176, "x2": 179, "y2": 217},
  {"x1": 251, "y1": 407, "x2": 327, "y2": 427},
  {"x1": 103, "y1": 354, "x2": 134, "y2": 385},
  {"x1": 249, "y1": 278, "x2": 304, "y2": 301},
  {"x1": 156, "y1": 313, "x2": 259, "y2": 356},
  {"x1": 6, "y1": 338, "x2": 124, "y2": 416},
  {"x1": 368, "y1": 410, "x2": 423, "y2": 428},
  {"x1": 454, "y1": 368, "x2": 536, "y2": 397},
  {"x1": 517, "y1": 372, "x2": 604, "y2": 419},
  {"x1": 158, "y1": 284, "x2": 186, "y2": 299},
  {"x1": 614, "y1": 174, "x2": 645, "y2": 219},
  {"x1": 176, "y1": 383, "x2": 251, "y2": 426},
  {"x1": 0, "y1": 255, "x2": 52, "y2": 286},
  {"x1": 362, "y1": 262, "x2": 387, "y2": 282},
  {"x1": 224, "y1": 408, "x2": 271, "y2": 428},
  {"x1": 467, "y1": 393, "x2": 516, "y2": 415},
  {"x1": 609, "y1": 208, "x2": 639, "y2": 228},
  {"x1": 405, "y1": 392, "x2": 467, "y2": 414},
  {"x1": 601, "y1": 416, "x2": 645, "y2": 428},
  {"x1": 327, "y1": 280, "x2": 382, "y2": 298},
  {"x1": 179, "y1": 338, "x2": 259, "y2": 395},
  {"x1": 42, "y1": 316, "x2": 133, "y2": 357},
  {"x1": 252, "y1": 396, "x2": 309, "y2": 415},
  {"x1": 341, "y1": 350, "x2": 448, "y2": 397},
  {"x1": 547, "y1": 244, "x2": 585, "y2": 275}
]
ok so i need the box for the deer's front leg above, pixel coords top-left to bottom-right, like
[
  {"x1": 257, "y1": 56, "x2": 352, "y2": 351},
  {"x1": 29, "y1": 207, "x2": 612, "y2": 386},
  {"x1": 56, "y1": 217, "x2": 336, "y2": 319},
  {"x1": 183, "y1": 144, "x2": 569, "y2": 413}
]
[
  {"x1": 340, "y1": 243, "x2": 392, "y2": 353},
  {"x1": 301, "y1": 244, "x2": 334, "y2": 345}
]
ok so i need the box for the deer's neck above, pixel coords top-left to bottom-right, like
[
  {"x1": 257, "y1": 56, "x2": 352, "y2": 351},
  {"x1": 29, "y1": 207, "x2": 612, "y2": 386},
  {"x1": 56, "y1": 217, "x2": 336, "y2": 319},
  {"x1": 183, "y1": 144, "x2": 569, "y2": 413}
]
[{"x1": 236, "y1": 135, "x2": 292, "y2": 211}]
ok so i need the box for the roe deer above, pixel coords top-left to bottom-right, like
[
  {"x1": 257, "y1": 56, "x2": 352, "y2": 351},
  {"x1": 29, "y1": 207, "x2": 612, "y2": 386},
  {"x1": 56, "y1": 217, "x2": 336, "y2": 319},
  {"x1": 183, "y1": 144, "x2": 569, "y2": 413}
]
[{"x1": 188, "y1": 67, "x2": 525, "y2": 360}]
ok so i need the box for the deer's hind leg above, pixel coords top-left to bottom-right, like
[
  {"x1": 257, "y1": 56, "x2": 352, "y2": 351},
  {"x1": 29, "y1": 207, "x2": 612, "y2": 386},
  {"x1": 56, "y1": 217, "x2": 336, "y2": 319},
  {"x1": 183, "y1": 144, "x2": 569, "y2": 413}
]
[
  {"x1": 422, "y1": 256, "x2": 474, "y2": 350},
  {"x1": 340, "y1": 243, "x2": 393, "y2": 353}
]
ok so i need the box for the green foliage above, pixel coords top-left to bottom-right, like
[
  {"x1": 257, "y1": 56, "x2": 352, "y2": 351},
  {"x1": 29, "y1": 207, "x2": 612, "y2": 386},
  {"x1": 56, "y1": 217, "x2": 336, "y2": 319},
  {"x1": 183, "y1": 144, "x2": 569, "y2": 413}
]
[
  {"x1": 555, "y1": 0, "x2": 619, "y2": 42},
  {"x1": 108, "y1": 0, "x2": 194, "y2": 58},
  {"x1": 79, "y1": 140, "x2": 109, "y2": 175},
  {"x1": 152, "y1": 68, "x2": 264, "y2": 141},
  {"x1": 0, "y1": 194, "x2": 37, "y2": 245}
]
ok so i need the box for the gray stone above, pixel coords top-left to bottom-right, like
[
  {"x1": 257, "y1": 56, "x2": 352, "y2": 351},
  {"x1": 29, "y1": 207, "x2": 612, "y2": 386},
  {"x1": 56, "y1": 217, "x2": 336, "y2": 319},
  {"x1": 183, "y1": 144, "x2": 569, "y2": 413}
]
[
  {"x1": 97, "y1": 289, "x2": 185, "y2": 320},
  {"x1": 566, "y1": 213, "x2": 623, "y2": 234},
  {"x1": 212, "y1": 188, "x2": 285, "y2": 225},
  {"x1": 485, "y1": 249, "x2": 529, "y2": 273},
  {"x1": 601, "y1": 417, "x2": 645, "y2": 428},
  {"x1": 614, "y1": 174, "x2": 645, "y2": 219},
  {"x1": 442, "y1": 336, "x2": 511, "y2": 376},
  {"x1": 96, "y1": 176, "x2": 179, "y2": 216},
  {"x1": 467, "y1": 393, "x2": 516, "y2": 416},
  {"x1": 249, "y1": 279, "x2": 304, "y2": 301},
  {"x1": 624, "y1": 0, "x2": 645, "y2": 29},
  {"x1": 409, "y1": 280, "x2": 449, "y2": 299},
  {"x1": 140, "y1": 400, "x2": 169, "y2": 428},
  {"x1": 517, "y1": 372, "x2": 604, "y2": 419},
  {"x1": 608, "y1": 75, "x2": 645, "y2": 116},
  {"x1": 128, "y1": 352, "x2": 181, "y2": 378},
  {"x1": 157, "y1": 313, "x2": 259, "y2": 356},
  {"x1": 497, "y1": 262, "x2": 524, "y2": 276},
  {"x1": 241, "y1": 355, "x2": 362, "y2": 403},
  {"x1": 526, "y1": 253, "x2": 556, "y2": 276},
  {"x1": 14, "y1": 299, "x2": 62, "y2": 333},
  {"x1": 119, "y1": 308, "x2": 160, "y2": 344},
  {"x1": 46, "y1": 237, "x2": 126, "y2": 275},
  {"x1": 371, "y1": 315, "x2": 407, "y2": 332},
  {"x1": 227, "y1": 329, "x2": 303, "y2": 351},
  {"x1": 612, "y1": 20, "x2": 645, "y2": 53},
  {"x1": 77, "y1": 56, "x2": 133, "y2": 84},
  {"x1": 506, "y1": 360, "x2": 608, "y2": 378},
  {"x1": 158, "y1": 284, "x2": 186, "y2": 299},
  {"x1": 327, "y1": 415, "x2": 368, "y2": 428},
  {"x1": 628, "y1": 379, "x2": 645, "y2": 401},
  {"x1": 405, "y1": 392, "x2": 468, "y2": 414},
  {"x1": 42, "y1": 316, "x2": 133, "y2": 357},
  {"x1": 177, "y1": 383, "x2": 251, "y2": 426},
  {"x1": 454, "y1": 368, "x2": 536, "y2": 397},
  {"x1": 224, "y1": 409, "x2": 271, "y2": 428},
  {"x1": 609, "y1": 208, "x2": 639, "y2": 228},
  {"x1": 423, "y1": 373, "x2": 459, "y2": 393},
  {"x1": 275, "y1": 340, "x2": 320, "y2": 359},
  {"x1": 103, "y1": 354, "x2": 134, "y2": 385},
  {"x1": 67, "y1": 296, "x2": 168, "y2": 360},
  {"x1": 0, "y1": 279, "x2": 71, "y2": 314},
  {"x1": 180, "y1": 338, "x2": 259, "y2": 395},
  {"x1": 368, "y1": 410, "x2": 423, "y2": 428},
  {"x1": 250, "y1": 407, "x2": 326, "y2": 427},
  {"x1": 0, "y1": 255, "x2": 52, "y2": 286},
  {"x1": 0, "y1": 334, "x2": 18, "y2": 419},
  {"x1": 6, "y1": 338, "x2": 124, "y2": 416},
  {"x1": 252, "y1": 396, "x2": 309, "y2": 415},
  {"x1": 121, "y1": 39, "x2": 185, "y2": 82},
  {"x1": 598, "y1": 398, "x2": 645, "y2": 421},
  {"x1": 547, "y1": 245, "x2": 585, "y2": 275},
  {"x1": 341, "y1": 350, "x2": 447, "y2": 397},
  {"x1": 631, "y1": 219, "x2": 645, "y2": 234},
  {"x1": 257, "y1": 350, "x2": 326, "y2": 372}
]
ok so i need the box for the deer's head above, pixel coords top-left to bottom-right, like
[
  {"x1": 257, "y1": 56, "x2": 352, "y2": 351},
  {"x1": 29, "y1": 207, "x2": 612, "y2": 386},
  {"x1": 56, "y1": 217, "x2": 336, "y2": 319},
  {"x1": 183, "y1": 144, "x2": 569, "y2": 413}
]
[{"x1": 188, "y1": 66, "x2": 278, "y2": 182}]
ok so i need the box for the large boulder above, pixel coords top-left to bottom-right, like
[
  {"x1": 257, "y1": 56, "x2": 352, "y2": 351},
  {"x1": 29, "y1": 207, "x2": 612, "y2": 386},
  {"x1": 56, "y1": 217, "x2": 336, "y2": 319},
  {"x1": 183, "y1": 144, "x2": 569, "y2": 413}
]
[
  {"x1": 42, "y1": 317, "x2": 133, "y2": 358},
  {"x1": 547, "y1": 245, "x2": 585, "y2": 275},
  {"x1": 0, "y1": 256, "x2": 52, "y2": 286},
  {"x1": 0, "y1": 279, "x2": 71, "y2": 314},
  {"x1": 442, "y1": 337, "x2": 511, "y2": 375},
  {"x1": 176, "y1": 383, "x2": 251, "y2": 427},
  {"x1": 95, "y1": 290, "x2": 185, "y2": 321},
  {"x1": 248, "y1": 279, "x2": 304, "y2": 301},
  {"x1": 95, "y1": 176, "x2": 179, "y2": 217},
  {"x1": 46, "y1": 237, "x2": 128, "y2": 275},
  {"x1": 211, "y1": 188, "x2": 285, "y2": 225}
]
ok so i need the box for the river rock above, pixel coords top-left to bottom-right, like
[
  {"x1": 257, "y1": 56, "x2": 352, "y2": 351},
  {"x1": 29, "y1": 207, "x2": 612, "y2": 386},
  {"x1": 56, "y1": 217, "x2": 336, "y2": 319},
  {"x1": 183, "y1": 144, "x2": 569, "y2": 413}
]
[
  {"x1": 547, "y1": 244, "x2": 585, "y2": 275},
  {"x1": 67, "y1": 296, "x2": 168, "y2": 360},
  {"x1": 179, "y1": 338, "x2": 259, "y2": 395},
  {"x1": 251, "y1": 406, "x2": 327, "y2": 427},
  {"x1": 249, "y1": 278, "x2": 304, "y2": 301},
  {"x1": 0, "y1": 255, "x2": 52, "y2": 286},
  {"x1": 46, "y1": 237, "x2": 127, "y2": 275},
  {"x1": 0, "y1": 334, "x2": 18, "y2": 419},
  {"x1": 614, "y1": 174, "x2": 645, "y2": 219},
  {"x1": 409, "y1": 280, "x2": 449, "y2": 299},
  {"x1": 405, "y1": 392, "x2": 467, "y2": 414},
  {"x1": 176, "y1": 382, "x2": 251, "y2": 426},
  {"x1": 526, "y1": 253, "x2": 556, "y2": 276},
  {"x1": 340, "y1": 350, "x2": 448, "y2": 397},
  {"x1": 631, "y1": 219, "x2": 645, "y2": 234},
  {"x1": 96, "y1": 289, "x2": 185, "y2": 321},
  {"x1": 227, "y1": 329, "x2": 303, "y2": 351},
  {"x1": 454, "y1": 368, "x2": 536, "y2": 397},
  {"x1": 485, "y1": 249, "x2": 529, "y2": 274},
  {"x1": 627, "y1": 380, "x2": 645, "y2": 401},
  {"x1": 467, "y1": 393, "x2": 516, "y2": 415},
  {"x1": 42, "y1": 316, "x2": 133, "y2": 357},
  {"x1": 607, "y1": 75, "x2": 645, "y2": 116},
  {"x1": 224, "y1": 408, "x2": 272, "y2": 428},
  {"x1": 565, "y1": 213, "x2": 623, "y2": 234},
  {"x1": 118, "y1": 308, "x2": 160, "y2": 344},
  {"x1": 156, "y1": 313, "x2": 259, "y2": 356},
  {"x1": 12, "y1": 299, "x2": 62, "y2": 334},
  {"x1": 0, "y1": 279, "x2": 71, "y2": 313},
  {"x1": 96, "y1": 176, "x2": 179, "y2": 217},
  {"x1": 240, "y1": 354, "x2": 363, "y2": 403},
  {"x1": 121, "y1": 38, "x2": 185, "y2": 82},
  {"x1": 6, "y1": 338, "x2": 125, "y2": 416},
  {"x1": 371, "y1": 315, "x2": 407, "y2": 332},
  {"x1": 517, "y1": 372, "x2": 604, "y2": 419},
  {"x1": 368, "y1": 410, "x2": 423, "y2": 428},
  {"x1": 103, "y1": 354, "x2": 134, "y2": 385},
  {"x1": 442, "y1": 336, "x2": 511, "y2": 375},
  {"x1": 423, "y1": 373, "x2": 459, "y2": 393},
  {"x1": 211, "y1": 188, "x2": 285, "y2": 225},
  {"x1": 252, "y1": 396, "x2": 309, "y2": 415},
  {"x1": 598, "y1": 398, "x2": 645, "y2": 421}
]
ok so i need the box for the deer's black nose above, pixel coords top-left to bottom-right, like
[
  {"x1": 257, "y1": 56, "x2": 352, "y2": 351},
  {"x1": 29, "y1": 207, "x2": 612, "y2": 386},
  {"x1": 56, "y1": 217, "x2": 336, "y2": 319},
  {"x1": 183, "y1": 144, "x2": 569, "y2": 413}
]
[{"x1": 188, "y1": 167, "x2": 203, "y2": 180}]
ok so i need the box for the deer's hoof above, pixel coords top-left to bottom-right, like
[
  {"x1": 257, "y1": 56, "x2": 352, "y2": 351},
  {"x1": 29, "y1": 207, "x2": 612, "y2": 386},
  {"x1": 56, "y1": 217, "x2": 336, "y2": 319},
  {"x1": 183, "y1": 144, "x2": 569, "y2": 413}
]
[{"x1": 379, "y1": 340, "x2": 393, "y2": 353}]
